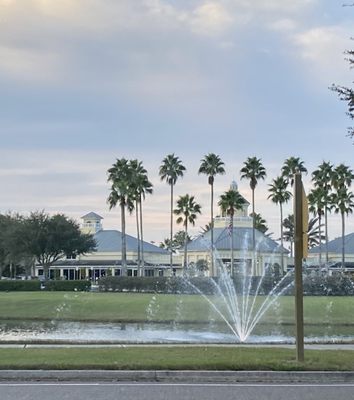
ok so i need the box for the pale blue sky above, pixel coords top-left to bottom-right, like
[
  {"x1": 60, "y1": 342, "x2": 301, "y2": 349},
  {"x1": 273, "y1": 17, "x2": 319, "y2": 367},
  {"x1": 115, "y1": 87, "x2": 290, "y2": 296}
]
[{"x1": 0, "y1": 0, "x2": 353, "y2": 244}]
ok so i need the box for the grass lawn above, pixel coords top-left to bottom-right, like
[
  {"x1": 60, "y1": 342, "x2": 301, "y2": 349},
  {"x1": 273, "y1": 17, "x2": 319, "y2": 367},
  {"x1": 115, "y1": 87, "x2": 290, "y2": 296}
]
[
  {"x1": 0, "y1": 291, "x2": 353, "y2": 325},
  {"x1": 0, "y1": 346, "x2": 353, "y2": 370}
]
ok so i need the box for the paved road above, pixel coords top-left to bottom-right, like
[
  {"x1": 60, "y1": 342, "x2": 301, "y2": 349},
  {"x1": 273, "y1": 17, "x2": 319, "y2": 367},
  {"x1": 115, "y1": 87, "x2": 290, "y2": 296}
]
[{"x1": 0, "y1": 382, "x2": 354, "y2": 400}]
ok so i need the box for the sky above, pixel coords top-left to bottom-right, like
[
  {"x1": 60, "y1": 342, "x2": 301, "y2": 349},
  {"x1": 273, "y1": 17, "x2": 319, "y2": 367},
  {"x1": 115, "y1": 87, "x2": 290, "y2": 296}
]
[{"x1": 0, "y1": 0, "x2": 353, "y2": 245}]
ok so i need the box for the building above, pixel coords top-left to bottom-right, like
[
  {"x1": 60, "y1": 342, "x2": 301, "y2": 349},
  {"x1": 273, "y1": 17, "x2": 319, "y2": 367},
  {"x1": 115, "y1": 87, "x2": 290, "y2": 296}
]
[
  {"x1": 35, "y1": 212, "x2": 180, "y2": 280},
  {"x1": 307, "y1": 232, "x2": 354, "y2": 272},
  {"x1": 186, "y1": 181, "x2": 288, "y2": 276}
]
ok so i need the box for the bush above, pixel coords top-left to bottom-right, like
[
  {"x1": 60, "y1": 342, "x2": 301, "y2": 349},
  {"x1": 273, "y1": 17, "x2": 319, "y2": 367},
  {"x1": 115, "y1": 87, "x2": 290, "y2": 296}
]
[
  {"x1": 0, "y1": 280, "x2": 41, "y2": 291},
  {"x1": 98, "y1": 276, "x2": 220, "y2": 294},
  {"x1": 42, "y1": 280, "x2": 91, "y2": 292}
]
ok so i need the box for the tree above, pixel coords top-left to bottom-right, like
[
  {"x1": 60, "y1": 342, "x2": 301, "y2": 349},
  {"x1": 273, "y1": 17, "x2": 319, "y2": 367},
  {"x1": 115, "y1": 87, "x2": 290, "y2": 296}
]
[
  {"x1": 283, "y1": 214, "x2": 325, "y2": 257},
  {"x1": 218, "y1": 189, "x2": 245, "y2": 275},
  {"x1": 159, "y1": 154, "x2": 186, "y2": 270},
  {"x1": 25, "y1": 212, "x2": 96, "y2": 280},
  {"x1": 198, "y1": 153, "x2": 225, "y2": 276},
  {"x1": 308, "y1": 187, "x2": 327, "y2": 266},
  {"x1": 283, "y1": 214, "x2": 295, "y2": 257},
  {"x1": 159, "y1": 230, "x2": 191, "y2": 253},
  {"x1": 107, "y1": 158, "x2": 133, "y2": 276},
  {"x1": 130, "y1": 159, "x2": 153, "y2": 276},
  {"x1": 281, "y1": 157, "x2": 307, "y2": 187},
  {"x1": 268, "y1": 177, "x2": 292, "y2": 272},
  {"x1": 174, "y1": 194, "x2": 201, "y2": 273},
  {"x1": 330, "y1": 36, "x2": 353, "y2": 138},
  {"x1": 331, "y1": 187, "x2": 354, "y2": 268},
  {"x1": 312, "y1": 161, "x2": 334, "y2": 263},
  {"x1": 250, "y1": 212, "x2": 270, "y2": 236},
  {"x1": 240, "y1": 156, "x2": 266, "y2": 257}
]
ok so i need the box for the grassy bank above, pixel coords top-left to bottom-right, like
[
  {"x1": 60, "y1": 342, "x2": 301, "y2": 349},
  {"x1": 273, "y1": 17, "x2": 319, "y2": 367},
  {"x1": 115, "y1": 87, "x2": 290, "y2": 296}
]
[
  {"x1": 0, "y1": 292, "x2": 353, "y2": 325},
  {"x1": 0, "y1": 346, "x2": 353, "y2": 370}
]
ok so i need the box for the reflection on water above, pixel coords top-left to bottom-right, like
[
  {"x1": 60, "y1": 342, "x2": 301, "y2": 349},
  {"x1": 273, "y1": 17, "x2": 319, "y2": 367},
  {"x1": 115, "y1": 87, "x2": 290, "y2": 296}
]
[{"x1": 0, "y1": 319, "x2": 353, "y2": 343}]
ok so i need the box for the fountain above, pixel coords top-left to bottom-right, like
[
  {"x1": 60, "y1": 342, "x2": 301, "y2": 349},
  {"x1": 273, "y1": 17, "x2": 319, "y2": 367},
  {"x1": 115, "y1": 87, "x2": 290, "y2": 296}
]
[{"x1": 182, "y1": 235, "x2": 295, "y2": 343}]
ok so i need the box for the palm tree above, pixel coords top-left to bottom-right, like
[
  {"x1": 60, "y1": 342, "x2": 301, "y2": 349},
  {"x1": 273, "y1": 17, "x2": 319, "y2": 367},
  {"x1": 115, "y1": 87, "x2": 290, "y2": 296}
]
[
  {"x1": 159, "y1": 154, "x2": 186, "y2": 270},
  {"x1": 331, "y1": 187, "x2": 354, "y2": 268},
  {"x1": 218, "y1": 189, "x2": 245, "y2": 276},
  {"x1": 240, "y1": 156, "x2": 266, "y2": 259},
  {"x1": 283, "y1": 214, "x2": 295, "y2": 257},
  {"x1": 281, "y1": 157, "x2": 307, "y2": 187},
  {"x1": 283, "y1": 214, "x2": 325, "y2": 257},
  {"x1": 130, "y1": 160, "x2": 153, "y2": 277},
  {"x1": 332, "y1": 163, "x2": 354, "y2": 190},
  {"x1": 107, "y1": 158, "x2": 133, "y2": 276},
  {"x1": 198, "y1": 153, "x2": 225, "y2": 275},
  {"x1": 174, "y1": 194, "x2": 201, "y2": 273},
  {"x1": 330, "y1": 163, "x2": 354, "y2": 268},
  {"x1": 250, "y1": 212, "x2": 269, "y2": 235},
  {"x1": 312, "y1": 161, "x2": 334, "y2": 263},
  {"x1": 308, "y1": 187, "x2": 327, "y2": 266},
  {"x1": 268, "y1": 177, "x2": 291, "y2": 272}
]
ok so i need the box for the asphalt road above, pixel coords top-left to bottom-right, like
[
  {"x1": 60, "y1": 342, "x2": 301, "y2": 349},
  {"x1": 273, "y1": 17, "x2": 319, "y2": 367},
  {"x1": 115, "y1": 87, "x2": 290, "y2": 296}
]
[{"x1": 0, "y1": 382, "x2": 354, "y2": 400}]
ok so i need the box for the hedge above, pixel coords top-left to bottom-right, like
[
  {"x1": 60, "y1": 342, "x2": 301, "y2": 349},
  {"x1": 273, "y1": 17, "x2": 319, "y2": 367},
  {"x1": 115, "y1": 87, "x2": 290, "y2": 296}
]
[
  {"x1": 98, "y1": 274, "x2": 354, "y2": 296},
  {"x1": 42, "y1": 280, "x2": 91, "y2": 292},
  {"x1": 0, "y1": 280, "x2": 41, "y2": 291}
]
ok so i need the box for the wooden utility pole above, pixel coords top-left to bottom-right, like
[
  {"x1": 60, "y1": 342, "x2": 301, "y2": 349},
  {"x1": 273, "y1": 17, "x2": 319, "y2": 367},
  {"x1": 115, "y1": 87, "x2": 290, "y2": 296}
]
[{"x1": 294, "y1": 172, "x2": 308, "y2": 363}]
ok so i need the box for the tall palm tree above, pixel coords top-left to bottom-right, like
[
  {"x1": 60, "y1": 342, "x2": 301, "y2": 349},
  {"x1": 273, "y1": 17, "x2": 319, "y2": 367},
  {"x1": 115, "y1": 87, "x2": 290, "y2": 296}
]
[
  {"x1": 281, "y1": 157, "x2": 307, "y2": 187},
  {"x1": 130, "y1": 160, "x2": 153, "y2": 277},
  {"x1": 268, "y1": 177, "x2": 291, "y2": 272},
  {"x1": 312, "y1": 161, "x2": 334, "y2": 263},
  {"x1": 174, "y1": 194, "x2": 201, "y2": 274},
  {"x1": 331, "y1": 163, "x2": 354, "y2": 268},
  {"x1": 218, "y1": 189, "x2": 245, "y2": 276},
  {"x1": 331, "y1": 187, "x2": 354, "y2": 268},
  {"x1": 308, "y1": 187, "x2": 326, "y2": 266},
  {"x1": 198, "y1": 153, "x2": 225, "y2": 276},
  {"x1": 240, "y1": 156, "x2": 266, "y2": 260},
  {"x1": 107, "y1": 158, "x2": 133, "y2": 276},
  {"x1": 159, "y1": 154, "x2": 186, "y2": 271},
  {"x1": 332, "y1": 163, "x2": 354, "y2": 190}
]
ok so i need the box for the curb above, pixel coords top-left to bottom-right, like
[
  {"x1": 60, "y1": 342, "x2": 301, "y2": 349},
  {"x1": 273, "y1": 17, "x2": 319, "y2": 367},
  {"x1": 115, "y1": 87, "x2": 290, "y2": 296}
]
[{"x1": 0, "y1": 370, "x2": 354, "y2": 383}]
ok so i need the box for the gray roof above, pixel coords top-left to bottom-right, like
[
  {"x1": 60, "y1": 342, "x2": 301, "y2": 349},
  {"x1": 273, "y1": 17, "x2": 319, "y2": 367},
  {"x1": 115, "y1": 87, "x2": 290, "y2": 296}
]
[
  {"x1": 81, "y1": 212, "x2": 103, "y2": 220},
  {"x1": 188, "y1": 227, "x2": 287, "y2": 254},
  {"x1": 94, "y1": 230, "x2": 168, "y2": 254},
  {"x1": 309, "y1": 232, "x2": 354, "y2": 254}
]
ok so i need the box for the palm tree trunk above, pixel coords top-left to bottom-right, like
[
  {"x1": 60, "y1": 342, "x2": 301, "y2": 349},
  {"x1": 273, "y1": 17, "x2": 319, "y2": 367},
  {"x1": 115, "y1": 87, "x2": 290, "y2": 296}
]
[
  {"x1": 210, "y1": 182, "x2": 214, "y2": 276},
  {"x1": 341, "y1": 211, "x2": 345, "y2": 269},
  {"x1": 318, "y1": 213, "x2": 322, "y2": 267},
  {"x1": 231, "y1": 214, "x2": 234, "y2": 276},
  {"x1": 135, "y1": 200, "x2": 141, "y2": 277},
  {"x1": 280, "y1": 203, "x2": 284, "y2": 273},
  {"x1": 252, "y1": 187, "x2": 255, "y2": 274},
  {"x1": 170, "y1": 183, "x2": 174, "y2": 272},
  {"x1": 325, "y1": 208, "x2": 329, "y2": 264},
  {"x1": 184, "y1": 222, "x2": 188, "y2": 274},
  {"x1": 121, "y1": 202, "x2": 127, "y2": 276},
  {"x1": 139, "y1": 194, "x2": 145, "y2": 277}
]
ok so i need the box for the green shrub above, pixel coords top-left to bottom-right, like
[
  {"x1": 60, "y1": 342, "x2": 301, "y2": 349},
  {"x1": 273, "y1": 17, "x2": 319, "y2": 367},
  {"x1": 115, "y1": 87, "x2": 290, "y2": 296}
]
[
  {"x1": 42, "y1": 280, "x2": 91, "y2": 291},
  {"x1": 0, "y1": 280, "x2": 41, "y2": 291}
]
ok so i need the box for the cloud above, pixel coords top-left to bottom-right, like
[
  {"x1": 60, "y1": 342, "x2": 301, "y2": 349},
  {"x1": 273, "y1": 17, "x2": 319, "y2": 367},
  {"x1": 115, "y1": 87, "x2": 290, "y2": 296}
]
[{"x1": 292, "y1": 25, "x2": 353, "y2": 84}]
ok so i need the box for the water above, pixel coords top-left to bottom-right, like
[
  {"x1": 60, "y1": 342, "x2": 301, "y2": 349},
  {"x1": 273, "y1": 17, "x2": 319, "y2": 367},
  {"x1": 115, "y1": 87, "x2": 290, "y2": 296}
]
[
  {"x1": 0, "y1": 319, "x2": 353, "y2": 344},
  {"x1": 184, "y1": 235, "x2": 295, "y2": 342}
]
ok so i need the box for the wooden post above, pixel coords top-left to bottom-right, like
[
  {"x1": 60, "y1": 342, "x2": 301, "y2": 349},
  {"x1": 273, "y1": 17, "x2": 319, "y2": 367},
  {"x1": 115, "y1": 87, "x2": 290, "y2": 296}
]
[{"x1": 294, "y1": 172, "x2": 305, "y2": 362}]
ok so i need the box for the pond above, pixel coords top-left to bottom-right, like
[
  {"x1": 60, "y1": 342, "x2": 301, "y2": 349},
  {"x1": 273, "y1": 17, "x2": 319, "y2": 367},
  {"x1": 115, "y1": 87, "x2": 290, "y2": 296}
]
[{"x1": 0, "y1": 319, "x2": 353, "y2": 344}]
